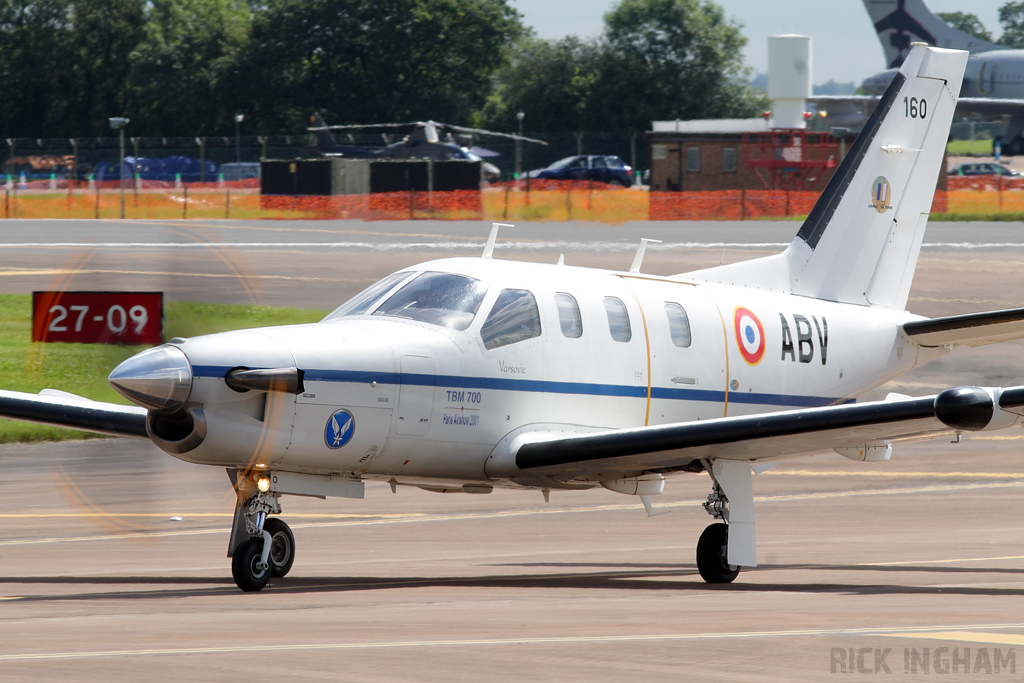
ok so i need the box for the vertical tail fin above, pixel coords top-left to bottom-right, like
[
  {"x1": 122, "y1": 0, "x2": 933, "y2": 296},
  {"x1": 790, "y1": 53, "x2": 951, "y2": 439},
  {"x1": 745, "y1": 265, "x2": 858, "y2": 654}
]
[
  {"x1": 309, "y1": 113, "x2": 340, "y2": 154},
  {"x1": 683, "y1": 45, "x2": 967, "y2": 310},
  {"x1": 863, "y1": 0, "x2": 1000, "y2": 68}
]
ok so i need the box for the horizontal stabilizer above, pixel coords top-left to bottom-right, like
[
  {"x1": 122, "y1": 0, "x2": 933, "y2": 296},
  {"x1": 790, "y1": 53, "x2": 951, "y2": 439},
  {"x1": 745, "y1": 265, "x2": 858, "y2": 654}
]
[
  {"x1": 903, "y1": 307, "x2": 1024, "y2": 347},
  {"x1": 0, "y1": 389, "x2": 148, "y2": 438}
]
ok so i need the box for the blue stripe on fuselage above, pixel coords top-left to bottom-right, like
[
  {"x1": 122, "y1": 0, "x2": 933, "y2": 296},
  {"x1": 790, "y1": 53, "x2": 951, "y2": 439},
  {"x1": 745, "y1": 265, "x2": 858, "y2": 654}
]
[{"x1": 192, "y1": 365, "x2": 848, "y2": 408}]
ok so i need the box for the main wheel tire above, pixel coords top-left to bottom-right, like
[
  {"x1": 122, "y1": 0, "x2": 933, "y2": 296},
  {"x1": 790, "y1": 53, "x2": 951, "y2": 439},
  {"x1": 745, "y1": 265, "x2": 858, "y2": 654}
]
[
  {"x1": 264, "y1": 517, "x2": 295, "y2": 578},
  {"x1": 231, "y1": 538, "x2": 271, "y2": 592},
  {"x1": 696, "y1": 522, "x2": 740, "y2": 584}
]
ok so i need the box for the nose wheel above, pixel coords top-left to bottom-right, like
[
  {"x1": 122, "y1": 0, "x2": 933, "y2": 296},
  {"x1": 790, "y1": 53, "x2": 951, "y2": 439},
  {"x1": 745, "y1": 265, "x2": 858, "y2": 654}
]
[
  {"x1": 232, "y1": 537, "x2": 271, "y2": 591},
  {"x1": 263, "y1": 518, "x2": 296, "y2": 577},
  {"x1": 230, "y1": 518, "x2": 295, "y2": 590}
]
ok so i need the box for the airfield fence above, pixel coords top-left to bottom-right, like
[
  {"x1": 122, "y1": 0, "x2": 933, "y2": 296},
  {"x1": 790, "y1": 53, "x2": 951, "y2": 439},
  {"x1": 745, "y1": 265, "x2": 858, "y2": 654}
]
[
  {"x1": 8, "y1": 132, "x2": 1024, "y2": 220},
  {"x1": 1, "y1": 182, "x2": 989, "y2": 221}
]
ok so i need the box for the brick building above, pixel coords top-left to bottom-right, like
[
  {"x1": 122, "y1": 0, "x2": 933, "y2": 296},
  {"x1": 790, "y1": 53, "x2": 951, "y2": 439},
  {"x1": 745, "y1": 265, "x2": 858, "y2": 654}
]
[
  {"x1": 646, "y1": 119, "x2": 947, "y2": 194},
  {"x1": 646, "y1": 118, "x2": 852, "y2": 192}
]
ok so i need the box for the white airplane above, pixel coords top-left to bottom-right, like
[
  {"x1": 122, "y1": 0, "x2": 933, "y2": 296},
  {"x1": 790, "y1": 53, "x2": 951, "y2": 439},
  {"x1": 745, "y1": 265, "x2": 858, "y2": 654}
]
[
  {"x1": 3, "y1": 45, "x2": 1024, "y2": 592},
  {"x1": 814, "y1": 1, "x2": 1024, "y2": 152}
]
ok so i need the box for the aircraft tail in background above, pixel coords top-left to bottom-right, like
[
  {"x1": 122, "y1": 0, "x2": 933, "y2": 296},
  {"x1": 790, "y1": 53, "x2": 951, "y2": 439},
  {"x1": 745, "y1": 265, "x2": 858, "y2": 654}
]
[{"x1": 863, "y1": 0, "x2": 1001, "y2": 68}]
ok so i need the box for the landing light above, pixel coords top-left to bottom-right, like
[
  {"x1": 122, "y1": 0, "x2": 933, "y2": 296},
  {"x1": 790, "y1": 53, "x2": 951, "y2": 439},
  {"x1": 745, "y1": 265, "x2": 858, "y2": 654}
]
[{"x1": 256, "y1": 475, "x2": 271, "y2": 493}]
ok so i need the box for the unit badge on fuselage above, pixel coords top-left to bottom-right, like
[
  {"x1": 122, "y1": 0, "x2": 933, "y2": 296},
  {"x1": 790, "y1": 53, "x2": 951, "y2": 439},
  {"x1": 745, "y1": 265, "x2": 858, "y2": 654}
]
[{"x1": 325, "y1": 409, "x2": 356, "y2": 449}]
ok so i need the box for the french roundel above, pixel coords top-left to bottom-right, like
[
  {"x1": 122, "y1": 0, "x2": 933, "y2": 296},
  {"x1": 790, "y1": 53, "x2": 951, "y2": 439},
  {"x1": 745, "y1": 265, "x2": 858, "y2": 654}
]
[{"x1": 734, "y1": 307, "x2": 765, "y2": 365}]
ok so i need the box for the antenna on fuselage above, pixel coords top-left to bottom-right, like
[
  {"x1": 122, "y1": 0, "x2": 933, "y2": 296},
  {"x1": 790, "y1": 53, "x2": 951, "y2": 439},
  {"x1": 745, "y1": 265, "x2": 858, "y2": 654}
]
[
  {"x1": 482, "y1": 222, "x2": 513, "y2": 259},
  {"x1": 629, "y1": 238, "x2": 662, "y2": 273}
]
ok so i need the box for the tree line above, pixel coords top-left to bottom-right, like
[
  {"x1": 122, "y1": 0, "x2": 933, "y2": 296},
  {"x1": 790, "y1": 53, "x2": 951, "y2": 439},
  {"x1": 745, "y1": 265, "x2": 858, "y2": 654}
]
[
  {"x1": 0, "y1": 0, "x2": 767, "y2": 138},
  {"x1": 938, "y1": 4, "x2": 1024, "y2": 47}
]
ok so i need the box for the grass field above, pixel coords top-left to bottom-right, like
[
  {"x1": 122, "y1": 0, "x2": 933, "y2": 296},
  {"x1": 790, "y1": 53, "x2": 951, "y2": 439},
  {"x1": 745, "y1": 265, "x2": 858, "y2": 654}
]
[
  {"x1": 0, "y1": 296, "x2": 327, "y2": 443},
  {"x1": 947, "y1": 139, "x2": 994, "y2": 155}
]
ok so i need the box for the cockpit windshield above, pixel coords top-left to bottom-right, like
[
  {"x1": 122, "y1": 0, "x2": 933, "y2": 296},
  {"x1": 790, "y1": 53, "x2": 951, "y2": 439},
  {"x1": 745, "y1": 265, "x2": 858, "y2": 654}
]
[
  {"x1": 372, "y1": 271, "x2": 488, "y2": 330},
  {"x1": 321, "y1": 271, "x2": 414, "y2": 321}
]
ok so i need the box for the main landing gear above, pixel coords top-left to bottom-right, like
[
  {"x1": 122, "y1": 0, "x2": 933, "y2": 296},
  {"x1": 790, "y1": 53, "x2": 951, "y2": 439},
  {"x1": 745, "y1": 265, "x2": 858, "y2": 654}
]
[
  {"x1": 230, "y1": 489, "x2": 296, "y2": 592},
  {"x1": 696, "y1": 522, "x2": 739, "y2": 584},
  {"x1": 695, "y1": 480, "x2": 740, "y2": 584}
]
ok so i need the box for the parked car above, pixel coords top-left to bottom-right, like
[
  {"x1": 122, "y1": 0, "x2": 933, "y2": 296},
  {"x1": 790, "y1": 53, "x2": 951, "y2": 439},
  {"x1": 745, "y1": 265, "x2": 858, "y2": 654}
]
[
  {"x1": 948, "y1": 162, "x2": 1020, "y2": 176},
  {"x1": 220, "y1": 162, "x2": 261, "y2": 181},
  {"x1": 528, "y1": 155, "x2": 634, "y2": 186}
]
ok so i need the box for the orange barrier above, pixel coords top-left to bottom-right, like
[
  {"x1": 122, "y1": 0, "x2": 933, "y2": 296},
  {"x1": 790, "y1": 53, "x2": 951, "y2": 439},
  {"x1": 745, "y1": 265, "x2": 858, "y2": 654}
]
[
  {"x1": 259, "y1": 191, "x2": 484, "y2": 220},
  {"x1": 649, "y1": 190, "x2": 821, "y2": 220},
  {"x1": 484, "y1": 187, "x2": 647, "y2": 223},
  {"x1": 0, "y1": 186, "x2": 1010, "y2": 221},
  {"x1": 946, "y1": 176, "x2": 1024, "y2": 192},
  {"x1": 2, "y1": 188, "x2": 263, "y2": 220}
]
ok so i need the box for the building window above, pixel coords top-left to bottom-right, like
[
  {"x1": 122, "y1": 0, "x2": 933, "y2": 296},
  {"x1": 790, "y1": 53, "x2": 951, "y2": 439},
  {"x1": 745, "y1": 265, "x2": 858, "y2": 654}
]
[
  {"x1": 723, "y1": 147, "x2": 737, "y2": 173},
  {"x1": 686, "y1": 147, "x2": 701, "y2": 172},
  {"x1": 554, "y1": 293, "x2": 583, "y2": 338},
  {"x1": 603, "y1": 297, "x2": 631, "y2": 342}
]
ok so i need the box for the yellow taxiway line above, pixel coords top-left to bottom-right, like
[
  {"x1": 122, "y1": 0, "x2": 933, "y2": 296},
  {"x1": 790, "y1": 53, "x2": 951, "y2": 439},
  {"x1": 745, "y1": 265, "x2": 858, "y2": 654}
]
[{"x1": 2, "y1": 623, "x2": 1024, "y2": 662}]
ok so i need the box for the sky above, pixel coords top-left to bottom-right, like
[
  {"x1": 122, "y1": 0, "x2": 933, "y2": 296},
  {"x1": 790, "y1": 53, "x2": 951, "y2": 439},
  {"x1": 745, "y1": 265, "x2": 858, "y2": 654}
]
[{"x1": 509, "y1": 0, "x2": 1006, "y2": 86}]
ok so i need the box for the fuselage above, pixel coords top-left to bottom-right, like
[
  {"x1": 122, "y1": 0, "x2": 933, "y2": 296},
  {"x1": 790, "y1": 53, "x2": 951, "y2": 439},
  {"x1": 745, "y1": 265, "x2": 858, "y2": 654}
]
[
  {"x1": 864, "y1": 52, "x2": 1024, "y2": 99},
  {"x1": 142, "y1": 256, "x2": 946, "y2": 488}
]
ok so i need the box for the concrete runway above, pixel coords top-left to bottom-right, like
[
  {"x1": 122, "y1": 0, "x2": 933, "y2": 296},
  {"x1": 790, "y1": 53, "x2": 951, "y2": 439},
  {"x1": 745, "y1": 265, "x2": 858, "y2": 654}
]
[{"x1": 2, "y1": 219, "x2": 1024, "y2": 680}]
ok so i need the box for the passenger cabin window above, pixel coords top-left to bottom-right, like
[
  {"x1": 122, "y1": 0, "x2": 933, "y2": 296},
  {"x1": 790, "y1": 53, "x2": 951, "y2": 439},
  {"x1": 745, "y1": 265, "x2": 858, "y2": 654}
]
[
  {"x1": 322, "y1": 271, "x2": 412, "y2": 321},
  {"x1": 665, "y1": 302, "x2": 691, "y2": 348},
  {"x1": 372, "y1": 271, "x2": 487, "y2": 330},
  {"x1": 554, "y1": 293, "x2": 583, "y2": 338},
  {"x1": 603, "y1": 296, "x2": 631, "y2": 342},
  {"x1": 481, "y1": 289, "x2": 542, "y2": 350}
]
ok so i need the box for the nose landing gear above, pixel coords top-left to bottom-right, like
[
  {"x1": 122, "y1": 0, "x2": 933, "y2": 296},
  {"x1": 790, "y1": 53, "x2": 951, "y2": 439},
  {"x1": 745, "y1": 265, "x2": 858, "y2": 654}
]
[{"x1": 229, "y1": 488, "x2": 296, "y2": 592}]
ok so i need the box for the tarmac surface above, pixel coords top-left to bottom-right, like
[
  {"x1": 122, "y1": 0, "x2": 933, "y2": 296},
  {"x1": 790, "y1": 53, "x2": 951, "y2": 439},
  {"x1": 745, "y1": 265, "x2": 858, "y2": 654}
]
[{"x1": 2, "y1": 219, "x2": 1024, "y2": 680}]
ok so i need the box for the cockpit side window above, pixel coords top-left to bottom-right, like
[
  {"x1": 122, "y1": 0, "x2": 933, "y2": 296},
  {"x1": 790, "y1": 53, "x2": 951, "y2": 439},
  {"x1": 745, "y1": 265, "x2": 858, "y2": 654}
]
[
  {"x1": 554, "y1": 292, "x2": 583, "y2": 338},
  {"x1": 322, "y1": 271, "x2": 413, "y2": 321},
  {"x1": 481, "y1": 289, "x2": 542, "y2": 350},
  {"x1": 665, "y1": 302, "x2": 691, "y2": 348},
  {"x1": 373, "y1": 271, "x2": 488, "y2": 330},
  {"x1": 603, "y1": 296, "x2": 631, "y2": 342}
]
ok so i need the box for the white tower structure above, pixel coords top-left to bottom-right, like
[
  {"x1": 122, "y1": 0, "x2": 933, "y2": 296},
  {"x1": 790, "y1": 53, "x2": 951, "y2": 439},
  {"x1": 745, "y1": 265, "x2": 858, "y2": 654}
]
[{"x1": 768, "y1": 35, "x2": 812, "y2": 129}]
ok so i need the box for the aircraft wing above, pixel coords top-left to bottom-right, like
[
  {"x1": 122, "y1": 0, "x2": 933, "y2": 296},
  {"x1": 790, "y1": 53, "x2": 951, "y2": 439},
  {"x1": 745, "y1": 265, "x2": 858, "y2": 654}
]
[
  {"x1": 0, "y1": 389, "x2": 148, "y2": 438},
  {"x1": 508, "y1": 385, "x2": 1024, "y2": 479},
  {"x1": 903, "y1": 307, "x2": 1024, "y2": 347}
]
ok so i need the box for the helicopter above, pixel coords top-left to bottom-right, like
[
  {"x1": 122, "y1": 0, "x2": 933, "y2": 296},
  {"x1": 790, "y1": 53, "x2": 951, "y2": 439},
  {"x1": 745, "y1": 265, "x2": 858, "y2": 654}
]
[{"x1": 308, "y1": 114, "x2": 547, "y2": 181}]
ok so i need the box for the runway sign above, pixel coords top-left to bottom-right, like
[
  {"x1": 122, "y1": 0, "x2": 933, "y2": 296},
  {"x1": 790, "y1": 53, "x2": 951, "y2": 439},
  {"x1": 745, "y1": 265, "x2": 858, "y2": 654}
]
[{"x1": 32, "y1": 291, "x2": 164, "y2": 345}]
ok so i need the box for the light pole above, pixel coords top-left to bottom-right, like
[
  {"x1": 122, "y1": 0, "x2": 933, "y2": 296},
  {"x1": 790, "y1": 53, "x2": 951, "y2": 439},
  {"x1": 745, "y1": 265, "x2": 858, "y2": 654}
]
[
  {"x1": 516, "y1": 111, "x2": 524, "y2": 182},
  {"x1": 109, "y1": 117, "x2": 129, "y2": 219},
  {"x1": 235, "y1": 113, "x2": 244, "y2": 164}
]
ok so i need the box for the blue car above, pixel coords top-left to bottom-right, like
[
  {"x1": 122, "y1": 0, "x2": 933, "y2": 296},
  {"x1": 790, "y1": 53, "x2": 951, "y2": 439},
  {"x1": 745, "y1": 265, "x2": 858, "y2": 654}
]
[{"x1": 528, "y1": 155, "x2": 634, "y2": 186}]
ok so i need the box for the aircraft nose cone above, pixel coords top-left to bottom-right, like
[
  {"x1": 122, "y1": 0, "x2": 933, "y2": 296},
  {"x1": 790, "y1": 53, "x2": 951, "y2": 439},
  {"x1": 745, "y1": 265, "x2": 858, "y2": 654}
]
[{"x1": 108, "y1": 345, "x2": 192, "y2": 412}]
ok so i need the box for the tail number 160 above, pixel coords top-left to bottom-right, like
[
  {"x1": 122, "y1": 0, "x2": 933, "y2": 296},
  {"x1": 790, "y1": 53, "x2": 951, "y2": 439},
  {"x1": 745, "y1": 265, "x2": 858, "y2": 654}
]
[{"x1": 904, "y1": 96, "x2": 927, "y2": 119}]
